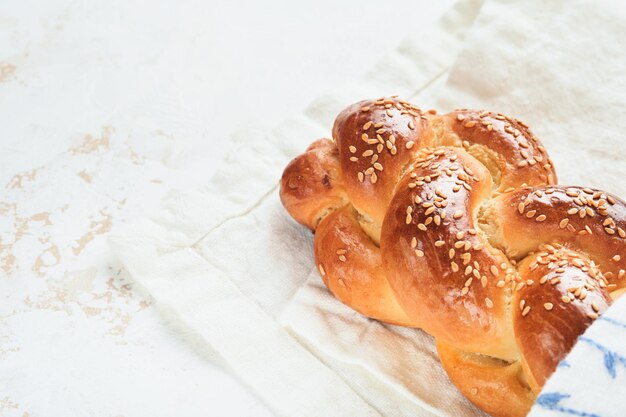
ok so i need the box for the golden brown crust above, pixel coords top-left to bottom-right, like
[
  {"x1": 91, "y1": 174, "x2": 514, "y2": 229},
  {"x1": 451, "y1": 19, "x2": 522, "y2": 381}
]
[
  {"x1": 314, "y1": 205, "x2": 415, "y2": 326},
  {"x1": 435, "y1": 110, "x2": 557, "y2": 190},
  {"x1": 381, "y1": 147, "x2": 517, "y2": 359},
  {"x1": 513, "y1": 246, "x2": 612, "y2": 392},
  {"x1": 279, "y1": 139, "x2": 347, "y2": 229},
  {"x1": 437, "y1": 340, "x2": 534, "y2": 417},
  {"x1": 332, "y1": 98, "x2": 434, "y2": 227},
  {"x1": 279, "y1": 97, "x2": 626, "y2": 416},
  {"x1": 490, "y1": 186, "x2": 626, "y2": 293}
]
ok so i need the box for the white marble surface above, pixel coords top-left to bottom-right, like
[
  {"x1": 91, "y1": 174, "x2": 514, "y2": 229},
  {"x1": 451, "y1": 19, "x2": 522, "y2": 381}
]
[{"x1": 0, "y1": 1, "x2": 453, "y2": 415}]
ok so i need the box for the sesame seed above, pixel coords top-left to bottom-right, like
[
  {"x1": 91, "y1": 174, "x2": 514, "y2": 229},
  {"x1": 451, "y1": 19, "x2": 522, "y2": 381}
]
[
  {"x1": 371, "y1": 172, "x2": 378, "y2": 184},
  {"x1": 587, "y1": 312, "x2": 599, "y2": 320},
  {"x1": 461, "y1": 287, "x2": 469, "y2": 295},
  {"x1": 522, "y1": 306, "x2": 531, "y2": 317},
  {"x1": 490, "y1": 265, "x2": 499, "y2": 277},
  {"x1": 536, "y1": 215, "x2": 547, "y2": 222},
  {"x1": 411, "y1": 237, "x2": 417, "y2": 248},
  {"x1": 485, "y1": 298, "x2": 494, "y2": 308},
  {"x1": 349, "y1": 156, "x2": 358, "y2": 162},
  {"x1": 559, "y1": 218, "x2": 569, "y2": 229},
  {"x1": 408, "y1": 121, "x2": 415, "y2": 130},
  {"x1": 338, "y1": 278, "x2": 346, "y2": 287},
  {"x1": 336, "y1": 249, "x2": 347, "y2": 255},
  {"x1": 464, "y1": 121, "x2": 476, "y2": 128},
  {"x1": 360, "y1": 107, "x2": 370, "y2": 112},
  {"x1": 318, "y1": 264, "x2": 325, "y2": 276},
  {"x1": 374, "y1": 162, "x2": 383, "y2": 171},
  {"x1": 361, "y1": 133, "x2": 369, "y2": 141},
  {"x1": 449, "y1": 248, "x2": 456, "y2": 259},
  {"x1": 406, "y1": 213, "x2": 412, "y2": 224},
  {"x1": 496, "y1": 280, "x2": 505, "y2": 287},
  {"x1": 526, "y1": 210, "x2": 537, "y2": 218},
  {"x1": 374, "y1": 122, "x2": 384, "y2": 128},
  {"x1": 451, "y1": 262, "x2": 459, "y2": 272},
  {"x1": 591, "y1": 303, "x2": 600, "y2": 312},
  {"x1": 363, "y1": 121, "x2": 372, "y2": 130},
  {"x1": 544, "y1": 303, "x2": 553, "y2": 311},
  {"x1": 405, "y1": 141, "x2": 415, "y2": 149},
  {"x1": 363, "y1": 149, "x2": 374, "y2": 157},
  {"x1": 339, "y1": 255, "x2": 347, "y2": 262},
  {"x1": 435, "y1": 240, "x2": 445, "y2": 247},
  {"x1": 613, "y1": 255, "x2": 621, "y2": 262},
  {"x1": 457, "y1": 114, "x2": 465, "y2": 121},
  {"x1": 418, "y1": 223, "x2": 427, "y2": 231},
  {"x1": 415, "y1": 249, "x2": 424, "y2": 257},
  {"x1": 518, "y1": 203, "x2": 525, "y2": 214},
  {"x1": 481, "y1": 276, "x2": 488, "y2": 287},
  {"x1": 357, "y1": 172, "x2": 364, "y2": 182},
  {"x1": 365, "y1": 167, "x2": 374, "y2": 175}
]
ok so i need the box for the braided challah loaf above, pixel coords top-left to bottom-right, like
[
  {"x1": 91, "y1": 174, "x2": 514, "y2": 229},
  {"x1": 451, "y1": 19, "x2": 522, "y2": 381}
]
[{"x1": 279, "y1": 97, "x2": 625, "y2": 417}]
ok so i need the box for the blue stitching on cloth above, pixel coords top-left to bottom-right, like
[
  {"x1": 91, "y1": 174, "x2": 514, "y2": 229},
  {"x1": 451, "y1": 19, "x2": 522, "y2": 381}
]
[
  {"x1": 598, "y1": 316, "x2": 626, "y2": 330},
  {"x1": 579, "y1": 337, "x2": 626, "y2": 379},
  {"x1": 535, "y1": 392, "x2": 601, "y2": 417}
]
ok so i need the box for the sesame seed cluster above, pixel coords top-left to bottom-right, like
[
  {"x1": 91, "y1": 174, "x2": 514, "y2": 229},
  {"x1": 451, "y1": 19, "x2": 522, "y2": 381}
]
[
  {"x1": 396, "y1": 153, "x2": 624, "y2": 317},
  {"x1": 452, "y1": 109, "x2": 556, "y2": 187},
  {"x1": 518, "y1": 243, "x2": 610, "y2": 320},
  {"x1": 280, "y1": 96, "x2": 625, "y2": 416},
  {"x1": 348, "y1": 96, "x2": 426, "y2": 185}
]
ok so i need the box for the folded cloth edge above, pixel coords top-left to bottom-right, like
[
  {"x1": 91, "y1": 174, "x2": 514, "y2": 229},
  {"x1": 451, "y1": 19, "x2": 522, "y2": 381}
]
[{"x1": 109, "y1": 1, "x2": 487, "y2": 416}]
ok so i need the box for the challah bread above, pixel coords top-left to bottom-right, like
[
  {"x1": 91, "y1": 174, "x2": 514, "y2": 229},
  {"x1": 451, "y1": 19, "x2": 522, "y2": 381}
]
[{"x1": 279, "y1": 97, "x2": 625, "y2": 417}]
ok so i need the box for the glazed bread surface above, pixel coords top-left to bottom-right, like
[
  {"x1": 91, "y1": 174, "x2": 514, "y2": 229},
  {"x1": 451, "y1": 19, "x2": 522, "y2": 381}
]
[{"x1": 279, "y1": 97, "x2": 625, "y2": 417}]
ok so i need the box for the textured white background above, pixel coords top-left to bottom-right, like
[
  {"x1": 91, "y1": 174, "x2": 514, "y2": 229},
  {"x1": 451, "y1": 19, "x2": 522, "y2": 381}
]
[{"x1": 0, "y1": 1, "x2": 453, "y2": 416}]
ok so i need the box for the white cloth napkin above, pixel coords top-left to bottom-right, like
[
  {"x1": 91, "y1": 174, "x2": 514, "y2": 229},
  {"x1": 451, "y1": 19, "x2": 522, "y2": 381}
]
[{"x1": 110, "y1": 0, "x2": 626, "y2": 416}]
